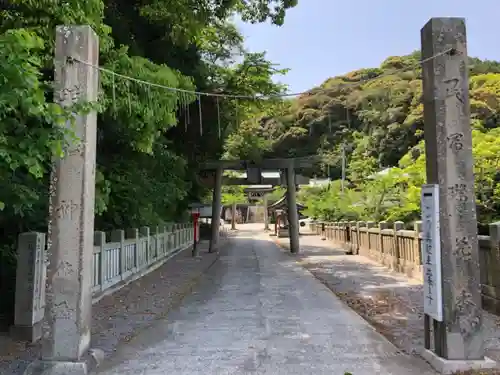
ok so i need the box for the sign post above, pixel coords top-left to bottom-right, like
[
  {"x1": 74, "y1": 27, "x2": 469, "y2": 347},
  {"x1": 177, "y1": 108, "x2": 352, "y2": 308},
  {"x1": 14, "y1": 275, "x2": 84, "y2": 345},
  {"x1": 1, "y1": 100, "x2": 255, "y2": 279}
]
[{"x1": 421, "y1": 184, "x2": 443, "y2": 322}]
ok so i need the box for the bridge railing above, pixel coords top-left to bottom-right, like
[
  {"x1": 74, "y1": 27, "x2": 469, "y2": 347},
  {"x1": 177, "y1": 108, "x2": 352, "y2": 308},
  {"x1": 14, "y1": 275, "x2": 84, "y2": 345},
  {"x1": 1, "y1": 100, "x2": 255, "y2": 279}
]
[
  {"x1": 91, "y1": 223, "x2": 194, "y2": 296},
  {"x1": 10, "y1": 222, "x2": 195, "y2": 342},
  {"x1": 310, "y1": 220, "x2": 500, "y2": 314}
]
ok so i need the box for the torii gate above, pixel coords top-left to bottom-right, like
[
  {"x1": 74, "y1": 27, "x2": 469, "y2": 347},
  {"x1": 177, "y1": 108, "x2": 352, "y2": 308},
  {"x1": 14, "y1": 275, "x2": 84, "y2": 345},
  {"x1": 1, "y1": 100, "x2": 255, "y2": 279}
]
[
  {"x1": 244, "y1": 185, "x2": 274, "y2": 228},
  {"x1": 199, "y1": 157, "x2": 314, "y2": 254}
]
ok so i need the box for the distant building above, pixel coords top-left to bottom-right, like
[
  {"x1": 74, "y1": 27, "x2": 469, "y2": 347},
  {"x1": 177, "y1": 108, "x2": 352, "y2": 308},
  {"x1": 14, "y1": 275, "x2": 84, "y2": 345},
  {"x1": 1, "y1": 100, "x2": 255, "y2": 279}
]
[
  {"x1": 231, "y1": 170, "x2": 281, "y2": 180},
  {"x1": 308, "y1": 178, "x2": 331, "y2": 187},
  {"x1": 268, "y1": 195, "x2": 307, "y2": 220},
  {"x1": 367, "y1": 167, "x2": 408, "y2": 180}
]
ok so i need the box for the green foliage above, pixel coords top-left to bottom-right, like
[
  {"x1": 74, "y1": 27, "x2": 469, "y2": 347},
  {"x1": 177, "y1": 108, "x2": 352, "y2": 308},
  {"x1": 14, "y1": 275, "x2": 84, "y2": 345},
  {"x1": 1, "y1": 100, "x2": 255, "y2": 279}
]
[
  {"x1": 0, "y1": 28, "x2": 87, "y2": 322},
  {"x1": 266, "y1": 186, "x2": 286, "y2": 202},
  {"x1": 0, "y1": 0, "x2": 298, "y2": 321},
  {"x1": 0, "y1": 0, "x2": 295, "y2": 232},
  {"x1": 236, "y1": 0, "x2": 298, "y2": 26},
  {"x1": 0, "y1": 29, "x2": 78, "y2": 233},
  {"x1": 302, "y1": 127, "x2": 500, "y2": 224},
  {"x1": 221, "y1": 185, "x2": 247, "y2": 205}
]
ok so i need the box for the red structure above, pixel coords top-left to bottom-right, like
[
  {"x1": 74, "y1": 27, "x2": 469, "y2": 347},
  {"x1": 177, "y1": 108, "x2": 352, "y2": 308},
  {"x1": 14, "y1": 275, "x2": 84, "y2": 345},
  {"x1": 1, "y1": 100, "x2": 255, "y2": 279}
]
[
  {"x1": 191, "y1": 212, "x2": 200, "y2": 256},
  {"x1": 191, "y1": 212, "x2": 200, "y2": 243}
]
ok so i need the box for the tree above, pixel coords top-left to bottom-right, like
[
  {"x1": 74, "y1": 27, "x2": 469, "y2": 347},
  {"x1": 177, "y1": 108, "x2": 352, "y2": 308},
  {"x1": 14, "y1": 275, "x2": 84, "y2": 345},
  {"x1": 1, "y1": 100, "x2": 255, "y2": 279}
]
[
  {"x1": 265, "y1": 186, "x2": 286, "y2": 202},
  {"x1": 221, "y1": 185, "x2": 247, "y2": 229},
  {"x1": 0, "y1": 29, "x2": 83, "y2": 321},
  {"x1": 0, "y1": 0, "x2": 298, "y2": 322}
]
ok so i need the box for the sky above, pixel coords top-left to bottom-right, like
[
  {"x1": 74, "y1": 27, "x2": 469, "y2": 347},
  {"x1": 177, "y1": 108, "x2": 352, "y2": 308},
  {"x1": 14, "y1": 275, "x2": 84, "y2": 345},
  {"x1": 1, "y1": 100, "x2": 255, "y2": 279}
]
[{"x1": 236, "y1": 0, "x2": 500, "y2": 93}]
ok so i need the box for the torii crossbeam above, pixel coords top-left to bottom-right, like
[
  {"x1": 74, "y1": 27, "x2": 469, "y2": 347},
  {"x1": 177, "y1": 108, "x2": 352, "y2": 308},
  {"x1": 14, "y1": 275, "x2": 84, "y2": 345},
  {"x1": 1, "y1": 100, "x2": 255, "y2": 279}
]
[{"x1": 199, "y1": 157, "x2": 318, "y2": 254}]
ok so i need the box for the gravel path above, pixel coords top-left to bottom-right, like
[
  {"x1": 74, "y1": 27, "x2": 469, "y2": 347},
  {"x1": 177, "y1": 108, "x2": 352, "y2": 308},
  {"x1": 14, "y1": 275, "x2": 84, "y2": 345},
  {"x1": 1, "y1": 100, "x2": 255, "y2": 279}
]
[
  {"x1": 275, "y1": 233, "x2": 500, "y2": 373},
  {"x1": 0, "y1": 239, "x2": 223, "y2": 375}
]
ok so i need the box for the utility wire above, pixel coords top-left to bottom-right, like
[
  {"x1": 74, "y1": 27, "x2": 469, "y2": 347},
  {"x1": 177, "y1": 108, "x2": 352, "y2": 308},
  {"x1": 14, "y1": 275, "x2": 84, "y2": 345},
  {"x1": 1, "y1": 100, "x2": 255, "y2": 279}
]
[
  {"x1": 68, "y1": 49, "x2": 454, "y2": 166},
  {"x1": 69, "y1": 48, "x2": 453, "y2": 101}
]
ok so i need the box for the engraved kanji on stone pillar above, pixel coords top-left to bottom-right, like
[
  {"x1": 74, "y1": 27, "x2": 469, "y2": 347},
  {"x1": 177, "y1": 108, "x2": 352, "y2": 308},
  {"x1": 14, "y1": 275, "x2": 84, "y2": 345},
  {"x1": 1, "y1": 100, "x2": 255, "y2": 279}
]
[
  {"x1": 421, "y1": 18, "x2": 495, "y2": 371},
  {"x1": 41, "y1": 25, "x2": 99, "y2": 369}
]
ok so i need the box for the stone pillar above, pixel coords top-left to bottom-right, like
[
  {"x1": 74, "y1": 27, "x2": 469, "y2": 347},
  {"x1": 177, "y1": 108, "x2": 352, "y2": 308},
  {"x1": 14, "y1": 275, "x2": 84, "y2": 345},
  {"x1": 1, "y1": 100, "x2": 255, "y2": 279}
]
[
  {"x1": 366, "y1": 221, "x2": 375, "y2": 251},
  {"x1": 93, "y1": 232, "x2": 106, "y2": 291},
  {"x1": 285, "y1": 166, "x2": 300, "y2": 254},
  {"x1": 393, "y1": 221, "x2": 404, "y2": 271},
  {"x1": 348, "y1": 221, "x2": 357, "y2": 254},
  {"x1": 420, "y1": 17, "x2": 495, "y2": 371},
  {"x1": 139, "y1": 227, "x2": 150, "y2": 265},
  {"x1": 378, "y1": 221, "x2": 389, "y2": 263},
  {"x1": 209, "y1": 167, "x2": 223, "y2": 253},
  {"x1": 27, "y1": 25, "x2": 100, "y2": 375},
  {"x1": 263, "y1": 194, "x2": 270, "y2": 231},
  {"x1": 489, "y1": 222, "x2": 500, "y2": 289},
  {"x1": 413, "y1": 221, "x2": 422, "y2": 266},
  {"x1": 356, "y1": 221, "x2": 366, "y2": 254},
  {"x1": 111, "y1": 230, "x2": 126, "y2": 277},
  {"x1": 10, "y1": 232, "x2": 46, "y2": 343},
  {"x1": 274, "y1": 212, "x2": 279, "y2": 236},
  {"x1": 126, "y1": 228, "x2": 139, "y2": 271},
  {"x1": 150, "y1": 226, "x2": 160, "y2": 259},
  {"x1": 231, "y1": 201, "x2": 237, "y2": 230}
]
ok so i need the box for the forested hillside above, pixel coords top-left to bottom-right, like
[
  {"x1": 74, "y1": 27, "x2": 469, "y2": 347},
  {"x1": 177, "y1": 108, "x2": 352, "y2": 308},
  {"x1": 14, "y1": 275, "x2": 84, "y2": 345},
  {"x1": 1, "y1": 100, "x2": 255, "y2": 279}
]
[{"x1": 224, "y1": 53, "x2": 500, "y2": 224}]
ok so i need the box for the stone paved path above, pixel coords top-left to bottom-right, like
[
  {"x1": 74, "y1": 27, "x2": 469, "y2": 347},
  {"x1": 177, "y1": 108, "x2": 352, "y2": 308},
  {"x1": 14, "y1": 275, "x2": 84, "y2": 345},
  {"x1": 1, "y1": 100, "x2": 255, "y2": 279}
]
[
  {"x1": 97, "y1": 225, "x2": 437, "y2": 375},
  {"x1": 275, "y1": 230, "x2": 500, "y2": 372},
  {"x1": 0, "y1": 240, "x2": 220, "y2": 375}
]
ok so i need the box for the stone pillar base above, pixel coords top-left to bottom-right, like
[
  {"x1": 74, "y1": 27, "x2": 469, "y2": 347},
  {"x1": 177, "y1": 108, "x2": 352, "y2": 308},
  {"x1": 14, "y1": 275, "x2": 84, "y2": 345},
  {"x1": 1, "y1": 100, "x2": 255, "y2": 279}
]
[
  {"x1": 23, "y1": 360, "x2": 87, "y2": 375},
  {"x1": 23, "y1": 348, "x2": 104, "y2": 375},
  {"x1": 421, "y1": 348, "x2": 497, "y2": 374},
  {"x1": 10, "y1": 321, "x2": 43, "y2": 343}
]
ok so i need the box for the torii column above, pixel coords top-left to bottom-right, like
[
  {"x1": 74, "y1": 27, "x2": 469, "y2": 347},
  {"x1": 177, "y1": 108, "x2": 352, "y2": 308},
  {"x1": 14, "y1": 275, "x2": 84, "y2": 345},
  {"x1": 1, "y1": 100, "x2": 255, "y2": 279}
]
[
  {"x1": 231, "y1": 201, "x2": 237, "y2": 230},
  {"x1": 209, "y1": 167, "x2": 223, "y2": 252},
  {"x1": 263, "y1": 193, "x2": 270, "y2": 231},
  {"x1": 285, "y1": 165, "x2": 300, "y2": 253}
]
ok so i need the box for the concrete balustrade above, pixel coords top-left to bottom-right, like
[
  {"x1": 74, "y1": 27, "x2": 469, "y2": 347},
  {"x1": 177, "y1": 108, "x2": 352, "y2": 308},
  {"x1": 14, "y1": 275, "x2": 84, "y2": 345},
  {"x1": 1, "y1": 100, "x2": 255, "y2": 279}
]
[
  {"x1": 10, "y1": 222, "x2": 195, "y2": 343},
  {"x1": 310, "y1": 221, "x2": 500, "y2": 315}
]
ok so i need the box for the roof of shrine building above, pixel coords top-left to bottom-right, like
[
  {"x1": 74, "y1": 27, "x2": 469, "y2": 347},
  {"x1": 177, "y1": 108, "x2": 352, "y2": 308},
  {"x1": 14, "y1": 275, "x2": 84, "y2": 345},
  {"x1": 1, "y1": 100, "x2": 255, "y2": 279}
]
[
  {"x1": 268, "y1": 195, "x2": 306, "y2": 211},
  {"x1": 244, "y1": 185, "x2": 274, "y2": 192}
]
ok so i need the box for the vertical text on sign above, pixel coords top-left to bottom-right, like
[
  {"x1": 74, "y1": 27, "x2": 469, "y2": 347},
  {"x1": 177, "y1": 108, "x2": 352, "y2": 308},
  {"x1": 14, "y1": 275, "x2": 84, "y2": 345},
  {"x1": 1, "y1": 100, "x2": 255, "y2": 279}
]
[{"x1": 421, "y1": 184, "x2": 443, "y2": 322}]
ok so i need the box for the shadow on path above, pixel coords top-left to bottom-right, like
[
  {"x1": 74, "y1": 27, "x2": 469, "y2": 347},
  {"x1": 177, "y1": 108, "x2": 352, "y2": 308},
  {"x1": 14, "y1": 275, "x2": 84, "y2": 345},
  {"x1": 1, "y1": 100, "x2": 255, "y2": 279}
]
[
  {"x1": 96, "y1": 227, "x2": 438, "y2": 375},
  {"x1": 276, "y1": 235, "x2": 500, "y2": 367},
  {"x1": 0, "y1": 240, "x2": 223, "y2": 375}
]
